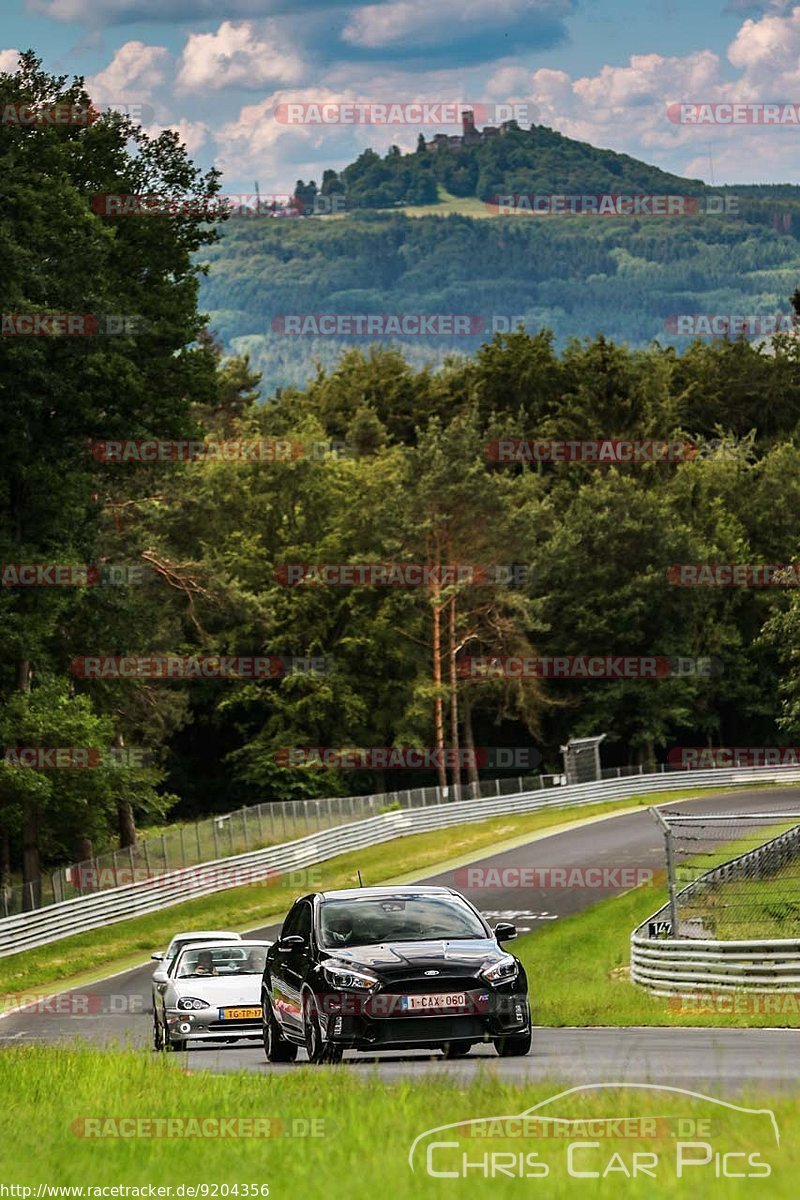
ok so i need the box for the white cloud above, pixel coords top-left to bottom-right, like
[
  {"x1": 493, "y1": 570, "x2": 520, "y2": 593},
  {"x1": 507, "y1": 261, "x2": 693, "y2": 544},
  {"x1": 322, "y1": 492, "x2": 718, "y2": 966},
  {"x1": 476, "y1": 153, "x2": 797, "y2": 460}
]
[
  {"x1": 343, "y1": 0, "x2": 570, "y2": 49},
  {"x1": 176, "y1": 20, "x2": 306, "y2": 92},
  {"x1": 0, "y1": 49, "x2": 21, "y2": 74},
  {"x1": 87, "y1": 41, "x2": 171, "y2": 107},
  {"x1": 167, "y1": 118, "x2": 210, "y2": 154}
]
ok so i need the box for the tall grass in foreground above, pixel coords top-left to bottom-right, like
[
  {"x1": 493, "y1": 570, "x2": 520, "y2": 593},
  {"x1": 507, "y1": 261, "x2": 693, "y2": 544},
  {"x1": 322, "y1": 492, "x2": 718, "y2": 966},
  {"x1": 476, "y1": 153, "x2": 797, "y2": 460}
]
[{"x1": 0, "y1": 1046, "x2": 796, "y2": 1198}]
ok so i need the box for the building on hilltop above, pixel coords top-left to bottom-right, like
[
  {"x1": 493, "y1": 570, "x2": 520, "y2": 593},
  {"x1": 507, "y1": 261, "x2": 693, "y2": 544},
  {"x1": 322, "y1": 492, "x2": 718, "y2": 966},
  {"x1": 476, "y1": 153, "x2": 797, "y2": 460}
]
[{"x1": 424, "y1": 109, "x2": 519, "y2": 152}]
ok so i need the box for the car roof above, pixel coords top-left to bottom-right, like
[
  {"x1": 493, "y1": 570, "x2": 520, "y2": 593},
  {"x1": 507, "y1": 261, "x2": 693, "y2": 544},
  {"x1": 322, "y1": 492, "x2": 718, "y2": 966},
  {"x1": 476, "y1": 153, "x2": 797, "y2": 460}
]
[
  {"x1": 173, "y1": 939, "x2": 269, "y2": 957},
  {"x1": 170, "y1": 930, "x2": 241, "y2": 940},
  {"x1": 318, "y1": 886, "x2": 456, "y2": 901}
]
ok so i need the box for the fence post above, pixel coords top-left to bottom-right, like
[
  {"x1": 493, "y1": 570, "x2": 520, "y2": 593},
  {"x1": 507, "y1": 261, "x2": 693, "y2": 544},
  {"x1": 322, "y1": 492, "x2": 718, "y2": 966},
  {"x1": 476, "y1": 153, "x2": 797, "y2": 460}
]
[
  {"x1": 161, "y1": 834, "x2": 168, "y2": 873},
  {"x1": 242, "y1": 806, "x2": 249, "y2": 852},
  {"x1": 651, "y1": 807, "x2": 679, "y2": 937},
  {"x1": 111, "y1": 849, "x2": 119, "y2": 887},
  {"x1": 195, "y1": 821, "x2": 202, "y2": 863},
  {"x1": 257, "y1": 804, "x2": 264, "y2": 844},
  {"x1": 180, "y1": 825, "x2": 187, "y2": 867},
  {"x1": 142, "y1": 840, "x2": 151, "y2": 878}
]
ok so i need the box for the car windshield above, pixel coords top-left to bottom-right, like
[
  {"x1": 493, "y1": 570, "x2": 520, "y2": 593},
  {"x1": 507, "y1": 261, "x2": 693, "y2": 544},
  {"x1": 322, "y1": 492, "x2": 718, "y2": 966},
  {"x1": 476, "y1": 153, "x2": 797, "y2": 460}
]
[
  {"x1": 318, "y1": 896, "x2": 487, "y2": 948},
  {"x1": 166, "y1": 935, "x2": 237, "y2": 961},
  {"x1": 175, "y1": 945, "x2": 267, "y2": 978}
]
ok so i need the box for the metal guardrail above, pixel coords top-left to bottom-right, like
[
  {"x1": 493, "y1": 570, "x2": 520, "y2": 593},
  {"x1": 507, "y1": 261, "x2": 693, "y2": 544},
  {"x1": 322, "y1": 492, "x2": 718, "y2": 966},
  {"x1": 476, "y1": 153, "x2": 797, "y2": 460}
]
[
  {"x1": 1, "y1": 762, "x2": 797, "y2": 959},
  {"x1": 631, "y1": 817, "x2": 800, "y2": 993},
  {"x1": 5, "y1": 762, "x2": 667, "y2": 916}
]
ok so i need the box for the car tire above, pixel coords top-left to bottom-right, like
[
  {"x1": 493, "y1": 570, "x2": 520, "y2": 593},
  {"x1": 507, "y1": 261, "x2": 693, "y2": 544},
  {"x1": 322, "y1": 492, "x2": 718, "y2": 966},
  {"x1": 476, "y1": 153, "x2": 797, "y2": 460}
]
[
  {"x1": 303, "y1": 994, "x2": 343, "y2": 1065},
  {"x1": 152, "y1": 1012, "x2": 163, "y2": 1052},
  {"x1": 161, "y1": 1022, "x2": 179, "y2": 1053},
  {"x1": 493, "y1": 1030, "x2": 532, "y2": 1057},
  {"x1": 263, "y1": 997, "x2": 298, "y2": 1063},
  {"x1": 441, "y1": 1042, "x2": 472, "y2": 1059}
]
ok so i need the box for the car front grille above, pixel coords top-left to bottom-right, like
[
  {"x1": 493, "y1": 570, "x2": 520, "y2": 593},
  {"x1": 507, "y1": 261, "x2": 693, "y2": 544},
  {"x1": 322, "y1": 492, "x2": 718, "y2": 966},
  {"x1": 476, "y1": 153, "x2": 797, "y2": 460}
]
[
  {"x1": 370, "y1": 1016, "x2": 486, "y2": 1044},
  {"x1": 206, "y1": 1019, "x2": 262, "y2": 1031}
]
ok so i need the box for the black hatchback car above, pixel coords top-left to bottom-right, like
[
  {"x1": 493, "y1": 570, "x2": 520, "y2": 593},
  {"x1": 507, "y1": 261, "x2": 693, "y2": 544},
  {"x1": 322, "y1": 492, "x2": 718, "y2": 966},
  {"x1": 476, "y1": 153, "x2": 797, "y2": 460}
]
[{"x1": 261, "y1": 885, "x2": 532, "y2": 1063}]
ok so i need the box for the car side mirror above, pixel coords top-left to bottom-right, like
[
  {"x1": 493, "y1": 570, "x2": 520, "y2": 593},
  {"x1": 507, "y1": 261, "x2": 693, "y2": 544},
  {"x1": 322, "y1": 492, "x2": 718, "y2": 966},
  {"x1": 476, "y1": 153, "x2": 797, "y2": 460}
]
[
  {"x1": 150, "y1": 952, "x2": 165, "y2": 961},
  {"x1": 493, "y1": 921, "x2": 517, "y2": 942},
  {"x1": 278, "y1": 934, "x2": 306, "y2": 952}
]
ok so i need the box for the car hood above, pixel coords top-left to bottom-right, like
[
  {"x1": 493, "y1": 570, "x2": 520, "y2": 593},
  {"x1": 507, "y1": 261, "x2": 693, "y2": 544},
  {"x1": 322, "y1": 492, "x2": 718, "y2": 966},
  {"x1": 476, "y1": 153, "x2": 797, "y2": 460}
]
[
  {"x1": 167, "y1": 976, "x2": 261, "y2": 1005},
  {"x1": 321, "y1": 939, "x2": 506, "y2": 973}
]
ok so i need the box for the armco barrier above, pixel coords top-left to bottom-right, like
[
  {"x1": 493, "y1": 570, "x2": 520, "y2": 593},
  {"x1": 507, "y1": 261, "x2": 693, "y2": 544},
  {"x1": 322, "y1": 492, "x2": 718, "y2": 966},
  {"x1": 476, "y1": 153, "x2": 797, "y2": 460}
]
[
  {"x1": 631, "y1": 816, "x2": 800, "y2": 993},
  {"x1": 2, "y1": 763, "x2": 798, "y2": 958}
]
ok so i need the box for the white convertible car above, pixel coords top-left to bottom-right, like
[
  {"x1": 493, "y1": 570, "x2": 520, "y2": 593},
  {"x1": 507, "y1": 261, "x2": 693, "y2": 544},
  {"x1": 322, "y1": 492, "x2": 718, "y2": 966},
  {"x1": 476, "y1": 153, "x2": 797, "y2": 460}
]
[
  {"x1": 151, "y1": 929, "x2": 242, "y2": 1031},
  {"x1": 154, "y1": 940, "x2": 271, "y2": 1052}
]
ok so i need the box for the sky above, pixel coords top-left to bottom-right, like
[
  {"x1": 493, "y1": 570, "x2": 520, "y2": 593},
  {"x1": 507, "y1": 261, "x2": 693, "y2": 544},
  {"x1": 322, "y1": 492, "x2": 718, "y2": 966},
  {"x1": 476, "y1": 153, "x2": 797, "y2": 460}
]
[{"x1": 4, "y1": 0, "x2": 800, "y2": 193}]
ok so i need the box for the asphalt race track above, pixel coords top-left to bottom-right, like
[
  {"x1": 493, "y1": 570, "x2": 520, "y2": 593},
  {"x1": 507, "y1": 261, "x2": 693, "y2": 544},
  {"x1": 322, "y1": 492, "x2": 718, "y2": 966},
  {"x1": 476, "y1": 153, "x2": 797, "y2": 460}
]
[{"x1": 3, "y1": 787, "x2": 799, "y2": 1091}]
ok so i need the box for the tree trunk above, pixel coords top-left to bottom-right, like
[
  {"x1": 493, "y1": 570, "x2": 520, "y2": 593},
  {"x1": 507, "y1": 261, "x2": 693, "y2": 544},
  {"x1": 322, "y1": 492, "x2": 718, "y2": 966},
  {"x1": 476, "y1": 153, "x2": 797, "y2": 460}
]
[
  {"x1": 461, "y1": 693, "x2": 480, "y2": 796},
  {"x1": 114, "y1": 732, "x2": 137, "y2": 847},
  {"x1": 430, "y1": 577, "x2": 447, "y2": 792},
  {"x1": 0, "y1": 828, "x2": 10, "y2": 891},
  {"x1": 22, "y1": 807, "x2": 41, "y2": 910},
  {"x1": 448, "y1": 592, "x2": 461, "y2": 801},
  {"x1": 16, "y1": 659, "x2": 31, "y2": 693}
]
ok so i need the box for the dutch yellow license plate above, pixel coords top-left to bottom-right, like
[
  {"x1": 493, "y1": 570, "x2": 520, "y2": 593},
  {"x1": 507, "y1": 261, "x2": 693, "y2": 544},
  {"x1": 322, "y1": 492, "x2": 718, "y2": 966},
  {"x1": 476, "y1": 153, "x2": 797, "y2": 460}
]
[{"x1": 220, "y1": 1006, "x2": 262, "y2": 1020}]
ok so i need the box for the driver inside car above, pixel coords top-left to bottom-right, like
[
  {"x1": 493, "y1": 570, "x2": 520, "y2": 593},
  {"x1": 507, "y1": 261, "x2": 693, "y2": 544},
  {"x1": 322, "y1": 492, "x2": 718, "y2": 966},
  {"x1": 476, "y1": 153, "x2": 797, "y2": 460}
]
[{"x1": 326, "y1": 916, "x2": 354, "y2": 946}]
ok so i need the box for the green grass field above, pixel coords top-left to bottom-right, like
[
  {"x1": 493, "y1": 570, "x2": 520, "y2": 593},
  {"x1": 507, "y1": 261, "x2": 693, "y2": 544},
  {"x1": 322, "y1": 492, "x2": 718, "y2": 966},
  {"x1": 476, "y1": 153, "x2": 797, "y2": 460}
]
[{"x1": 0, "y1": 1046, "x2": 795, "y2": 1198}]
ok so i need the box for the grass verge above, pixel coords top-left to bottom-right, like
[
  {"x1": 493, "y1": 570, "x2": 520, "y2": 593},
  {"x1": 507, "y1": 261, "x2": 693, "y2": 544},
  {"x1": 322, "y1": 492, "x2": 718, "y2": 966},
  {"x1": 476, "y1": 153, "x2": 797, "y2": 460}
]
[
  {"x1": 517, "y1": 881, "x2": 800, "y2": 1027},
  {"x1": 0, "y1": 787, "x2": 746, "y2": 999},
  {"x1": 0, "y1": 1045, "x2": 795, "y2": 1198}
]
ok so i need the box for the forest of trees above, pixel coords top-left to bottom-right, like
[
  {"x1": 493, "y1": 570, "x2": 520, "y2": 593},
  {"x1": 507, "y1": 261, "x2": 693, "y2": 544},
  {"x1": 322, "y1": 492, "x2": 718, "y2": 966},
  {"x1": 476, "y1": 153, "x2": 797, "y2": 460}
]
[
  {"x1": 6, "y1": 55, "x2": 800, "y2": 904},
  {"x1": 203, "y1": 201, "x2": 800, "y2": 389}
]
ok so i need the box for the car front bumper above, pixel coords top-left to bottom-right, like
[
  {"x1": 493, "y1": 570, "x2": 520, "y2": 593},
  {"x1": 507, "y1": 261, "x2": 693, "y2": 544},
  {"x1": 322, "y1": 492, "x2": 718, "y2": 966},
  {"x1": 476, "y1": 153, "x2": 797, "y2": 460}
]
[
  {"x1": 165, "y1": 1008, "x2": 263, "y2": 1044},
  {"x1": 316, "y1": 986, "x2": 530, "y2": 1051}
]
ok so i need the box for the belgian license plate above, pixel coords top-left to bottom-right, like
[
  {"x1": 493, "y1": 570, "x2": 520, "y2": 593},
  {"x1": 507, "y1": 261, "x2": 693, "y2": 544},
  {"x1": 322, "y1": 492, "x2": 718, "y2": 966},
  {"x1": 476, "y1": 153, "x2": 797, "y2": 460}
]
[
  {"x1": 401, "y1": 993, "x2": 466, "y2": 1011},
  {"x1": 219, "y1": 1006, "x2": 262, "y2": 1020}
]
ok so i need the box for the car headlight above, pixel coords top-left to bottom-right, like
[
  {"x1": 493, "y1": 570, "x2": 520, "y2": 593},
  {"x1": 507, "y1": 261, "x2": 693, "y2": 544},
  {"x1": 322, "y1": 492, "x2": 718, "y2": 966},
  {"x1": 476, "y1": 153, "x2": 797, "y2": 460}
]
[
  {"x1": 480, "y1": 954, "x2": 519, "y2": 984},
  {"x1": 176, "y1": 997, "x2": 211, "y2": 1010},
  {"x1": 322, "y1": 963, "x2": 379, "y2": 991}
]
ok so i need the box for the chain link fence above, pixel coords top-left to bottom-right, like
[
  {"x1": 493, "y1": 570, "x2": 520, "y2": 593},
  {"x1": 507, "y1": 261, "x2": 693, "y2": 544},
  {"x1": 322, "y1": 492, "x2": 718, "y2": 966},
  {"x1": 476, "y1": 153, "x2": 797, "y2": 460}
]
[
  {"x1": 652, "y1": 809, "x2": 800, "y2": 939},
  {"x1": 0, "y1": 760, "x2": 694, "y2": 917}
]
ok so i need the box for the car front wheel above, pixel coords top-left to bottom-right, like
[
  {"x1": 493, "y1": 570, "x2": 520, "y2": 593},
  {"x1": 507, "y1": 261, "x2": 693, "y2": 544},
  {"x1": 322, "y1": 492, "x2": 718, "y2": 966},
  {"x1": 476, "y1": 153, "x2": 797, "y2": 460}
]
[
  {"x1": 493, "y1": 1030, "x2": 532, "y2": 1057},
  {"x1": 263, "y1": 996, "x2": 298, "y2": 1063},
  {"x1": 152, "y1": 1012, "x2": 163, "y2": 1052},
  {"x1": 441, "y1": 1041, "x2": 472, "y2": 1059},
  {"x1": 303, "y1": 994, "x2": 343, "y2": 1065}
]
